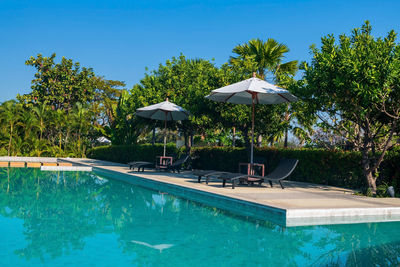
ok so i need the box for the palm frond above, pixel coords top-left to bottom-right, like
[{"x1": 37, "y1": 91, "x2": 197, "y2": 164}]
[{"x1": 231, "y1": 38, "x2": 298, "y2": 79}]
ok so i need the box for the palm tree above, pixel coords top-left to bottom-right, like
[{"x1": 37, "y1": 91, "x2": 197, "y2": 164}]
[
  {"x1": 0, "y1": 101, "x2": 21, "y2": 156},
  {"x1": 17, "y1": 109, "x2": 39, "y2": 151},
  {"x1": 29, "y1": 135, "x2": 50, "y2": 157},
  {"x1": 32, "y1": 101, "x2": 48, "y2": 141},
  {"x1": 230, "y1": 38, "x2": 298, "y2": 80},
  {"x1": 71, "y1": 102, "x2": 92, "y2": 157}
]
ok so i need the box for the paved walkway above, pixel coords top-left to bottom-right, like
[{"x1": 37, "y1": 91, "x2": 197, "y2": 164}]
[{"x1": 65, "y1": 158, "x2": 400, "y2": 226}]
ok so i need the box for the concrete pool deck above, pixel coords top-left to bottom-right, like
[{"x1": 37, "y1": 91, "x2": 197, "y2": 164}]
[{"x1": 59, "y1": 158, "x2": 400, "y2": 227}]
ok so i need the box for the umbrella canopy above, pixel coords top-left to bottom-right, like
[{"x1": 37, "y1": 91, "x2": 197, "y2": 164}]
[
  {"x1": 206, "y1": 73, "x2": 297, "y2": 163},
  {"x1": 136, "y1": 100, "x2": 190, "y2": 121},
  {"x1": 206, "y1": 75, "x2": 298, "y2": 104},
  {"x1": 136, "y1": 99, "x2": 189, "y2": 156}
]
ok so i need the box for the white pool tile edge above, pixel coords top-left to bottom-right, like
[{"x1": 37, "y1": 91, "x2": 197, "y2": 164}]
[
  {"x1": 0, "y1": 156, "x2": 58, "y2": 163},
  {"x1": 41, "y1": 166, "x2": 93, "y2": 171}
]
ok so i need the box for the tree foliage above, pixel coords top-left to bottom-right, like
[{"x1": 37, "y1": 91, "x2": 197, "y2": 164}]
[
  {"x1": 17, "y1": 54, "x2": 125, "y2": 124},
  {"x1": 110, "y1": 54, "x2": 291, "y2": 152},
  {"x1": 0, "y1": 100, "x2": 98, "y2": 157},
  {"x1": 0, "y1": 54, "x2": 126, "y2": 157},
  {"x1": 110, "y1": 55, "x2": 225, "y2": 146},
  {"x1": 18, "y1": 53, "x2": 97, "y2": 110},
  {"x1": 230, "y1": 38, "x2": 298, "y2": 80},
  {"x1": 300, "y1": 21, "x2": 400, "y2": 193}
]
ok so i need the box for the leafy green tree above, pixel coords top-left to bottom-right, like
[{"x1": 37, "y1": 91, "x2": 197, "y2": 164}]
[
  {"x1": 113, "y1": 54, "x2": 292, "y2": 156},
  {"x1": 107, "y1": 90, "x2": 148, "y2": 145},
  {"x1": 91, "y1": 77, "x2": 125, "y2": 127},
  {"x1": 18, "y1": 53, "x2": 97, "y2": 111},
  {"x1": 113, "y1": 55, "x2": 225, "y2": 147},
  {"x1": 300, "y1": 21, "x2": 400, "y2": 193},
  {"x1": 0, "y1": 53, "x2": 126, "y2": 157},
  {"x1": 279, "y1": 76, "x2": 317, "y2": 147}
]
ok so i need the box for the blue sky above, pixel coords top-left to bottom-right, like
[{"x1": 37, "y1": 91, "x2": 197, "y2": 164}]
[{"x1": 1, "y1": 0, "x2": 399, "y2": 102}]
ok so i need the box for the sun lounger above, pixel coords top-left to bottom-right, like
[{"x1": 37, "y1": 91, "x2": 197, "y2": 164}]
[
  {"x1": 128, "y1": 161, "x2": 154, "y2": 172},
  {"x1": 192, "y1": 170, "x2": 227, "y2": 183},
  {"x1": 218, "y1": 159, "x2": 299, "y2": 189},
  {"x1": 128, "y1": 161, "x2": 149, "y2": 169},
  {"x1": 217, "y1": 172, "x2": 262, "y2": 188},
  {"x1": 165, "y1": 154, "x2": 190, "y2": 173}
]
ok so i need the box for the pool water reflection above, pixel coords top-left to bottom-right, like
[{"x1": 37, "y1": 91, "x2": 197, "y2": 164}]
[{"x1": 0, "y1": 168, "x2": 400, "y2": 266}]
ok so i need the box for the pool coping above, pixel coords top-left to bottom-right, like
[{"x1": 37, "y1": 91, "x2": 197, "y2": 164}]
[{"x1": 41, "y1": 166, "x2": 93, "y2": 171}]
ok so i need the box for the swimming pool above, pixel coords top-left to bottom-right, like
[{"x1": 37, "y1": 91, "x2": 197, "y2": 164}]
[{"x1": 1, "y1": 168, "x2": 400, "y2": 266}]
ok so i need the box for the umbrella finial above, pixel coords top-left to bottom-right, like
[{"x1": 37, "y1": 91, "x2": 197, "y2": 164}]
[
  {"x1": 166, "y1": 97, "x2": 169, "y2": 102},
  {"x1": 253, "y1": 72, "x2": 256, "y2": 78}
]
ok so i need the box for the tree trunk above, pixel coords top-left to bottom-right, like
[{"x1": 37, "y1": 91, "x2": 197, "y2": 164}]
[
  {"x1": 232, "y1": 127, "x2": 236, "y2": 147},
  {"x1": 59, "y1": 132, "x2": 62, "y2": 156},
  {"x1": 284, "y1": 110, "x2": 290, "y2": 148},
  {"x1": 365, "y1": 170, "x2": 377, "y2": 194},
  {"x1": 189, "y1": 133, "x2": 193, "y2": 151},
  {"x1": 362, "y1": 152, "x2": 377, "y2": 195},
  {"x1": 8, "y1": 124, "x2": 13, "y2": 157},
  {"x1": 40, "y1": 119, "x2": 43, "y2": 141},
  {"x1": 184, "y1": 132, "x2": 188, "y2": 149},
  {"x1": 152, "y1": 126, "x2": 156, "y2": 145},
  {"x1": 243, "y1": 127, "x2": 251, "y2": 159},
  {"x1": 284, "y1": 128, "x2": 288, "y2": 148}
]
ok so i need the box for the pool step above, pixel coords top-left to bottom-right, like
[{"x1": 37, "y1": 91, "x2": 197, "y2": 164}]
[{"x1": 40, "y1": 166, "x2": 93, "y2": 172}]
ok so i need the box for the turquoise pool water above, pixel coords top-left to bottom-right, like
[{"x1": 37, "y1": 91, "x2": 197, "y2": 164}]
[{"x1": 1, "y1": 168, "x2": 400, "y2": 266}]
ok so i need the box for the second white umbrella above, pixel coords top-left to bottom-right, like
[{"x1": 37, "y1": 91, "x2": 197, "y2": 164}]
[{"x1": 136, "y1": 99, "x2": 189, "y2": 156}]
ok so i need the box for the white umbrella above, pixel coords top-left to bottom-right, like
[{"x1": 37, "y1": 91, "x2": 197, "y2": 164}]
[
  {"x1": 136, "y1": 99, "x2": 189, "y2": 156},
  {"x1": 206, "y1": 73, "x2": 297, "y2": 163},
  {"x1": 96, "y1": 136, "x2": 111, "y2": 144}
]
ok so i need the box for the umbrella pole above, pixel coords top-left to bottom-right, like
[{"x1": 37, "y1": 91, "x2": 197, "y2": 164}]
[
  {"x1": 251, "y1": 96, "x2": 255, "y2": 164},
  {"x1": 164, "y1": 113, "x2": 167, "y2": 157}
]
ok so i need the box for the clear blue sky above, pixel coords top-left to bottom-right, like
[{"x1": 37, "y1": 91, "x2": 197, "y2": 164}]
[{"x1": 1, "y1": 0, "x2": 399, "y2": 102}]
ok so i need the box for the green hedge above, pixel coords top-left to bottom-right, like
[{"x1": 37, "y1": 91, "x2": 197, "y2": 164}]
[
  {"x1": 87, "y1": 144, "x2": 400, "y2": 192},
  {"x1": 87, "y1": 143, "x2": 180, "y2": 164},
  {"x1": 191, "y1": 147, "x2": 400, "y2": 191},
  {"x1": 191, "y1": 147, "x2": 366, "y2": 189},
  {"x1": 379, "y1": 147, "x2": 400, "y2": 192}
]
